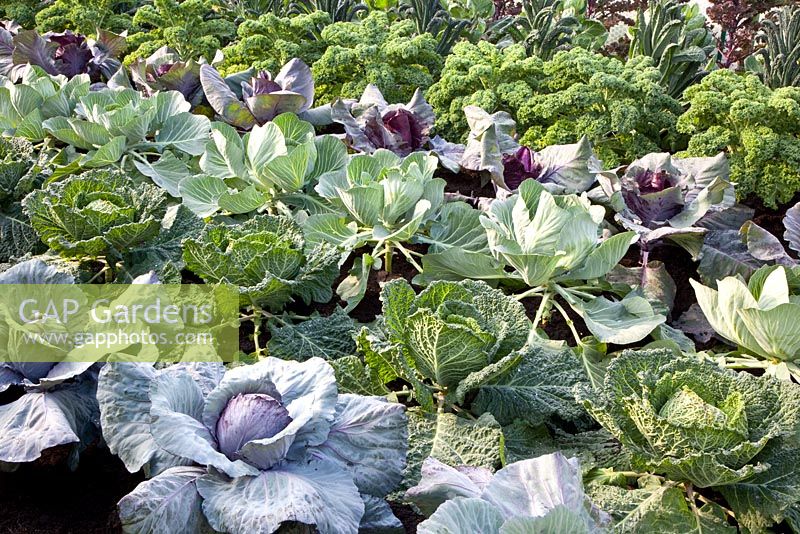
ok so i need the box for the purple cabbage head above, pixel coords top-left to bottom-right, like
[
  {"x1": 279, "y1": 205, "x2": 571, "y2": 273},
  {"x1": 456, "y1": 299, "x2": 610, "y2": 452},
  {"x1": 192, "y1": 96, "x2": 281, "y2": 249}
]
[
  {"x1": 200, "y1": 58, "x2": 314, "y2": 130},
  {"x1": 0, "y1": 29, "x2": 125, "y2": 82},
  {"x1": 129, "y1": 46, "x2": 203, "y2": 106},
  {"x1": 331, "y1": 84, "x2": 435, "y2": 156},
  {"x1": 603, "y1": 152, "x2": 734, "y2": 257},
  {"x1": 100, "y1": 357, "x2": 410, "y2": 533},
  {"x1": 502, "y1": 146, "x2": 545, "y2": 190}
]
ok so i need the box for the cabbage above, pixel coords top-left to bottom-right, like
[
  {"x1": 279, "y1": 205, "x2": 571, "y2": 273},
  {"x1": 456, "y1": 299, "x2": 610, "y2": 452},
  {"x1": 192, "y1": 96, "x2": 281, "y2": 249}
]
[
  {"x1": 406, "y1": 453, "x2": 610, "y2": 533},
  {"x1": 98, "y1": 357, "x2": 408, "y2": 534},
  {"x1": 331, "y1": 84, "x2": 435, "y2": 156},
  {"x1": 200, "y1": 59, "x2": 314, "y2": 130},
  {"x1": 691, "y1": 265, "x2": 800, "y2": 381},
  {"x1": 578, "y1": 348, "x2": 800, "y2": 531}
]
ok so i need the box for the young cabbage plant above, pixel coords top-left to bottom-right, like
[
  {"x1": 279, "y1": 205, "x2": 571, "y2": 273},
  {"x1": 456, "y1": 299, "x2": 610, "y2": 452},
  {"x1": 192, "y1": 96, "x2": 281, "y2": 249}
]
[
  {"x1": 97, "y1": 357, "x2": 408, "y2": 534},
  {"x1": 578, "y1": 348, "x2": 800, "y2": 532},
  {"x1": 23, "y1": 169, "x2": 201, "y2": 281},
  {"x1": 0, "y1": 67, "x2": 90, "y2": 140},
  {"x1": 330, "y1": 83, "x2": 435, "y2": 157},
  {"x1": 306, "y1": 150, "x2": 445, "y2": 305},
  {"x1": 598, "y1": 151, "x2": 734, "y2": 265},
  {"x1": 177, "y1": 113, "x2": 347, "y2": 217},
  {"x1": 691, "y1": 265, "x2": 800, "y2": 382},
  {"x1": 421, "y1": 180, "x2": 666, "y2": 346},
  {"x1": 348, "y1": 279, "x2": 591, "y2": 483},
  {"x1": 39, "y1": 85, "x2": 211, "y2": 176},
  {"x1": 405, "y1": 453, "x2": 610, "y2": 533},
  {"x1": 431, "y1": 106, "x2": 603, "y2": 194},
  {"x1": 182, "y1": 214, "x2": 340, "y2": 316},
  {"x1": 200, "y1": 58, "x2": 314, "y2": 130}
]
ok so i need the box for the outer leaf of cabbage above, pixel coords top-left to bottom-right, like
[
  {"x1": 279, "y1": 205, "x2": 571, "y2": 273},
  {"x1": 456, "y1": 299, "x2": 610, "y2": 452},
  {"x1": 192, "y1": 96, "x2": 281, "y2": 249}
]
[
  {"x1": 118, "y1": 466, "x2": 213, "y2": 534},
  {"x1": 691, "y1": 266, "x2": 800, "y2": 362},
  {"x1": 307, "y1": 394, "x2": 407, "y2": 497},
  {"x1": 196, "y1": 459, "x2": 364, "y2": 534}
]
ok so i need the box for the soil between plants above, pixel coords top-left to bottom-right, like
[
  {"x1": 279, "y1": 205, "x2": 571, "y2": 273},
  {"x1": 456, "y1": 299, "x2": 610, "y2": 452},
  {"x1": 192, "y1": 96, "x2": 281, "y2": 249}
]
[{"x1": 0, "y1": 446, "x2": 143, "y2": 534}]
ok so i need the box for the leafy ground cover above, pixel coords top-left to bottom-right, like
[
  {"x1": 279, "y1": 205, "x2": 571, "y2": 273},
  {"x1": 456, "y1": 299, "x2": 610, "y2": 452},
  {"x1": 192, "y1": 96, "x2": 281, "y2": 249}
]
[{"x1": 0, "y1": 0, "x2": 800, "y2": 533}]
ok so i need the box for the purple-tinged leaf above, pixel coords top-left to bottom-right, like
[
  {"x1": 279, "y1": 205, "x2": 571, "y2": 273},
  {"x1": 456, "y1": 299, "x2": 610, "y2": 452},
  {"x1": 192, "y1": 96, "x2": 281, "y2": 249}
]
[
  {"x1": 246, "y1": 91, "x2": 307, "y2": 124},
  {"x1": 741, "y1": 220, "x2": 795, "y2": 264},
  {"x1": 200, "y1": 64, "x2": 256, "y2": 129},
  {"x1": 12, "y1": 30, "x2": 58, "y2": 75},
  {"x1": 273, "y1": 58, "x2": 313, "y2": 112},
  {"x1": 697, "y1": 230, "x2": 766, "y2": 285},
  {"x1": 622, "y1": 186, "x2": 684, "y2": 225},
  {"x1": 674, "y1": 303, "x2": 716, "y2": 344},
  {"x1": 784, "y1": 202, "x2": 800, "y2": 255}
]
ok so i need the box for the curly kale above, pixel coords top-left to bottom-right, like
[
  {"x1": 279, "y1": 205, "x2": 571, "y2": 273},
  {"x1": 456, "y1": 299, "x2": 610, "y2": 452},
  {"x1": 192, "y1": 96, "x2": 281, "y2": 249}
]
[
  {"x1": 0, "y1": 0, "x2": 42, "y2": 29},
  {"x1": 427, "y1": 44, "x2": 682, "y2": 165},
  {"x1": 678, "y1": 69, "x2": 800, "y2": 208},
  {"x1": 220, "y1": 11, "x2": 441, "y2": 105},
  {"x1": 312, "y1": 11, "x2": 443, "y2": 104},
  {"x1": 425, "y1": 41, "x2": 543, "y2": 144},
  {"x1": 219, "y1": 11, "x2": 331, "y2": 76},
  {"x1": 34, "y1": 0, "x2": 134, "y2": 34},
  {"x1": 125, "y1": 0, "x2": 236, "y2": 63}
]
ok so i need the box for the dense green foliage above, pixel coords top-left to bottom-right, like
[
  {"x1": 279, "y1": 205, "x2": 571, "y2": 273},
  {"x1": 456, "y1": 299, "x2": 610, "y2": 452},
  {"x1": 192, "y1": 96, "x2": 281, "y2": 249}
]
[
  {"x1": 678, "y1": 69, "x2": 800, "y2": 208},
  {"x1": 34, "y1": 0, "x2": 135, "y2": 34},
  {"x1": 222, "y1": 12, "x2": 442, "y2": 104},
  {"x1": 580, "y1": 349, "x2": 800, "y2": 531},
  {"x1": 0, "y1": 137, "x2": 47, "y2": 263},
  {"x1": 5, "y1": 3, "x2": 800, "y2": 533},
  {"x1": 219, "y1": 12, "x2": 331, "y2": 75},
  {"x1": 126, "y1": 0, "x2": 237, "y2": 62},
  {"x1": 427, "y1": 43, "x2": 683, "y2": 165}
]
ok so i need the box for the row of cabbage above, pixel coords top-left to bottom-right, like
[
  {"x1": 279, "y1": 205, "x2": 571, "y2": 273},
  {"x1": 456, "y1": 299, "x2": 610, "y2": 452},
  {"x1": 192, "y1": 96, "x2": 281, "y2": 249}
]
[{"x1": 1, "y1": 54, "x2": 800, "y2": 533}]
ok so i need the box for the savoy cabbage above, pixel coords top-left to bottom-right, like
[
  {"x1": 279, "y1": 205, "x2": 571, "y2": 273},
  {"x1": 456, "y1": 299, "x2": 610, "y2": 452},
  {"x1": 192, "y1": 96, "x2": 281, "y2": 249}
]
[
  {"x1": 0, "y1": 137, "x2": 48, "y2": 263},
  {"x1": 182, "y1": 214, "x2": 340, "y2": 311},
  {"x1": 23, "y1": 169, "x2": 199, "y2": 280},
  {"x1": 578, "y1": 348, "x2": 800, "y2": 531}
]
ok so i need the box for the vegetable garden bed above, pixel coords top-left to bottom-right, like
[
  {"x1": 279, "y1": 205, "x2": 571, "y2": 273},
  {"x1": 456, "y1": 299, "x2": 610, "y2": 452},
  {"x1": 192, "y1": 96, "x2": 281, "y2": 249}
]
[{"x1": 0, "y1": 0, "x2": 800, "y2": 532}]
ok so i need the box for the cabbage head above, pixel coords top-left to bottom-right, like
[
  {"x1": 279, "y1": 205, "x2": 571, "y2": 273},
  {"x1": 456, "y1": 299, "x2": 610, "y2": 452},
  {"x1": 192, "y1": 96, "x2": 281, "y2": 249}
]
[
  {"x1": 182, "y1": 214, "x2": 340, "y2": 310},
  {"x1": 691, "y1": 266, "x2": 800, "y2": 380},
  {"x1": 23, "y1": 169, "x2": 168, "y2": 260},
  {"x1": 578, "y1": 349, "x2": 800, "y2": 531},
  {"x1": 98, "y1": 357, "x2": 408, "y2": 534}
]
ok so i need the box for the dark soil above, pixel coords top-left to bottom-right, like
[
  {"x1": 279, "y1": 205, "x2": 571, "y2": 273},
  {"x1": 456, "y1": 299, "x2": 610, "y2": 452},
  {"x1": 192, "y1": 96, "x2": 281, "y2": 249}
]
[
  {"x1": 391, "y1": 503, "x2": 425, "y2": 533},
  {"x1": 0, "y1": 446, "x2": 143, "y2": 534},
  {"x1": 440, "y1": 168, "x2": 495, "y2": 199},
  {"x1": 647, "y1": 245, "x2": 698, "y2": 319},
  {"x1": 520, "y1": 295, "x2": 591, "y2": 342}
]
